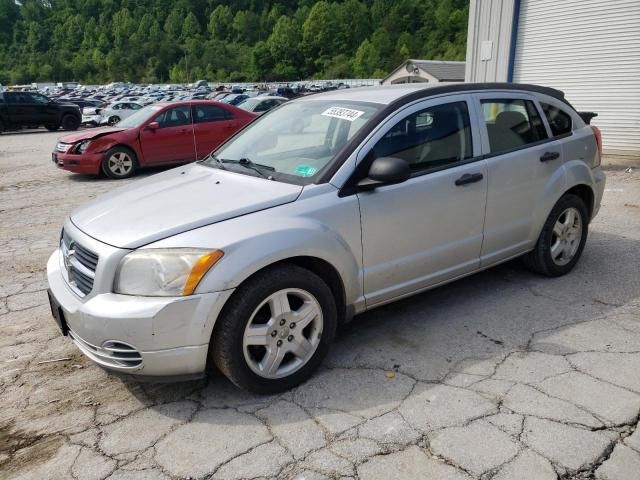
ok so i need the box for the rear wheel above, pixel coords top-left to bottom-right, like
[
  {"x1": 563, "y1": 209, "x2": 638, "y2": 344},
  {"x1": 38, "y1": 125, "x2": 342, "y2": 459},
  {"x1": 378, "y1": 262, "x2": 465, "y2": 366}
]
[
  {"x1": 45, "y1": 124, "x2": 59, "y2": 131},
  {"x1": 212, "y1": 264, "x2": 337, "y2": 393},
  {"x1": 61, "y1": 114, "x2": 80, "y2": 131},
  {"x1": 101, "y1": 146, "x2": 137, "y2": 179},
  {"x1": 523, "y1": 194, "x2": 589, "y2": 277}
]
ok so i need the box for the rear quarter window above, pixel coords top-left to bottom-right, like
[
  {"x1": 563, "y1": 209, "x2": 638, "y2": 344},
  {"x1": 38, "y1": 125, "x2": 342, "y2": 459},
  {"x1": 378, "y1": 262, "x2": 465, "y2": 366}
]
[{"x1": 541, "y1": 103, "x2": 573, "y2": 137}]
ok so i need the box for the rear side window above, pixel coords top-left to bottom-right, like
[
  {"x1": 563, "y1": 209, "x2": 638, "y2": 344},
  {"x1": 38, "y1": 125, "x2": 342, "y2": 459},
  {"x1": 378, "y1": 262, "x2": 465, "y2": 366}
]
[
  {"x1": 541, "y1": 103, "x2": 573, "y2": 137},
  {"x1": 193, "y1": 104, "x2": 230, "y2": 123},
  {"x1": 372, "y1": 101, "x2": 473, "y2": 173},
  {"x1": 5, "y1": 92, "x2": 29, "y2": 103},
  {"x1": 481, "y1": 99, "x2": 548, "y2": 154}
]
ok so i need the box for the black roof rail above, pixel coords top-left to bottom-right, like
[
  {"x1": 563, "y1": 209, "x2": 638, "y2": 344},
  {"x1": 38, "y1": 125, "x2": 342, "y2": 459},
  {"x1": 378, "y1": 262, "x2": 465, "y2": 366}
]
[{"x1": 395, "y1": 82, "x2": 575, "y2": 110}]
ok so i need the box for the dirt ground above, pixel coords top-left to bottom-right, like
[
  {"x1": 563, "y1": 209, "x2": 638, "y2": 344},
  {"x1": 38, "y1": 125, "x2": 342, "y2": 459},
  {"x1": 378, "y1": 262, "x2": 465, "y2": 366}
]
[{"x1": 1, "y1": 129, "x2": 639, "y2": 480}]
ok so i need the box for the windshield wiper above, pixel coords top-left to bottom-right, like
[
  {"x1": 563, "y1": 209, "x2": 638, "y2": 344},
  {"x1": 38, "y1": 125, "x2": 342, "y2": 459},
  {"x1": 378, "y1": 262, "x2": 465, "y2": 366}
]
[
  {"x1": 207, "y1": 153, "x2": 226, "y2": 170},
  {"x1": 218, "y1": 157, "x2": 275, "y2": 179}
]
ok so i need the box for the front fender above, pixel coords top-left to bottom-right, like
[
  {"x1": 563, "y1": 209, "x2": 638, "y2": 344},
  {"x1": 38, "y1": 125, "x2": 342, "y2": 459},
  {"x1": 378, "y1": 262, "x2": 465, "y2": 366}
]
[{"x1": 147, "y1": 201, "x2": 364, "y2": 308}]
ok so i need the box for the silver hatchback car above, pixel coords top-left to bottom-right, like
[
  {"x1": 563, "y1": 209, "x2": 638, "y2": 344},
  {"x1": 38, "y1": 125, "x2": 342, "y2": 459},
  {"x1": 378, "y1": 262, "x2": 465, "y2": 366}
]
[{"x1": 47, "y1": 83, "x2": 606, "y2": 392}]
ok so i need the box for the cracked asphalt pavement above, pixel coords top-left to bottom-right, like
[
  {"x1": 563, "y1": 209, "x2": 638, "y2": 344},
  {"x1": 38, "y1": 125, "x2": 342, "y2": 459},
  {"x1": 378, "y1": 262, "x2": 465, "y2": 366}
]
[{"x1": 1, "y1": 130, "x2": 640, "y2": 480}]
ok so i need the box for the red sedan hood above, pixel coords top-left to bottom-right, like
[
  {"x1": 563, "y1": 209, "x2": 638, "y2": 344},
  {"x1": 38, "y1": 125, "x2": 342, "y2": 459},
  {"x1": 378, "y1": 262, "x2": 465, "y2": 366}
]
[{"x1": 59, "y1": 127, "x2": 125, "y2": 144}]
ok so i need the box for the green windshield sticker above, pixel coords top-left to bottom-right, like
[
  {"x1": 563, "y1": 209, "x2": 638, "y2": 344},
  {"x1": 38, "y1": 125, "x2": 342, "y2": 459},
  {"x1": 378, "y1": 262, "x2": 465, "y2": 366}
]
[{"x1": 295, "y1": 164, "x2": 318, "y2": 177}]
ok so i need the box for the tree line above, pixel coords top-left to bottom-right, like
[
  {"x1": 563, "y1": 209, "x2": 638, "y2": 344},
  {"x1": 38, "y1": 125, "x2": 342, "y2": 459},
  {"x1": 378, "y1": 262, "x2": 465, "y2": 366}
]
[{"x1": 0, "y1": 0, "x2": 469, "y2": 85}]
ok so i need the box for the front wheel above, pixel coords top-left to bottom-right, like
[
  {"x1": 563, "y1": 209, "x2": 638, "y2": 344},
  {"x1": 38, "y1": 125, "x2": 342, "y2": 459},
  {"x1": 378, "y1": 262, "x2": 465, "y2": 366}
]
[
  {"x1": 211, "y1": 264, "x2": 337, "y2": 393},
  {"x1": 107, "y1": 116, "x2": 120, "y2": 126},
  {"x1": 523, "y1": 194, "x2": 589, "y2": 277},
  {"x1": 101, "y1": 146, "x2": 137, "y2": 179}
]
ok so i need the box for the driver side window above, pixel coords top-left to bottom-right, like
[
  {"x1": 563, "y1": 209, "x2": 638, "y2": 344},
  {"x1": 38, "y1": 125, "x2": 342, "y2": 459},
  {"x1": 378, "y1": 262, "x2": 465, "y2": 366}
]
[
  {"x1": 154, "y1": 106, "x2": 192, "y2": 128},
  {"x1": 372, "y1": 101, "x2": 473, "y2": 173}
]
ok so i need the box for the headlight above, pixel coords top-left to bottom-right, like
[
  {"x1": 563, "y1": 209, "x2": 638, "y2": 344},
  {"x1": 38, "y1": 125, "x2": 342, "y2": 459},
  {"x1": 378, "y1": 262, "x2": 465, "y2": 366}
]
[
  {"x1": 75, "y1": 140, "x2": 92, "y2": 153},
  {"x1": 115, "y1": 249, "x2": 224, "y2": 296}
]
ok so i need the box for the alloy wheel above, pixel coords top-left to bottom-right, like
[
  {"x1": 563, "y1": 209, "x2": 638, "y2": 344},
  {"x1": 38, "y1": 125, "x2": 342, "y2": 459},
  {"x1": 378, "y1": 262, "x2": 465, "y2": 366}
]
[
  {"x1": 550, "y1": 207, "x2": 583, "y2": 266},
  {"x1": 242, "y1": 288, "x2": 323, "y2": 379},
  {"x1": 107, "y1": 152, "x2": 133, "y2": 177}
]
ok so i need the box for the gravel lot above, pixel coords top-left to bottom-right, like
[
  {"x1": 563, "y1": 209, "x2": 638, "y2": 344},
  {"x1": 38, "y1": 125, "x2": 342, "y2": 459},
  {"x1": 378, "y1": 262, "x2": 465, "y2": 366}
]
[{"x1": 1, "y1": 130, "x2": 640, "y2": 480}]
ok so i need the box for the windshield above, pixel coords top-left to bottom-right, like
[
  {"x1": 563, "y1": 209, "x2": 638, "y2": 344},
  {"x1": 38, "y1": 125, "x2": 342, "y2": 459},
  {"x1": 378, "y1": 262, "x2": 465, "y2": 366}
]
[
  {"x1": 116, "y1": 105, "x2": 163, "y2": 128},
  {"x1": 203, "y1": 99, "x2": 382, "y2": 184}
]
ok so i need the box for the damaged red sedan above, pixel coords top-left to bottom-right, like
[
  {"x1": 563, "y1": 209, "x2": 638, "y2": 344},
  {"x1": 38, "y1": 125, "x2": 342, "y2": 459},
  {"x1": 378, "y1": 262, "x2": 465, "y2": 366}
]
[{"x1": 52, "y1": 101, "x2": 256, "y2": 178}]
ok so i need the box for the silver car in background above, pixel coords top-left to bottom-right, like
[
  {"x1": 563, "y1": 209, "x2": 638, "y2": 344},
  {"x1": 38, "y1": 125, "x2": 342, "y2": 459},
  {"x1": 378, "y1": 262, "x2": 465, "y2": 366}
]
[
  {"x1": 47, "y1": 83, "x2": 606, "y2": 392},
  {"x1": 237, "y1": 96, "x2": 288, "y2": 114}
]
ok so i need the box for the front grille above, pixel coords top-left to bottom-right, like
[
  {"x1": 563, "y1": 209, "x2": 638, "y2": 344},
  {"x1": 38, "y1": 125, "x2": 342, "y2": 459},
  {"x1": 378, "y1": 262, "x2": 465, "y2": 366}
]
[
  {"x1": 69, "y1": 331, "x2": 143, "y2": 369},
  {"x1": 61, "y1": 229, "x2": 99, "y2": 296}
]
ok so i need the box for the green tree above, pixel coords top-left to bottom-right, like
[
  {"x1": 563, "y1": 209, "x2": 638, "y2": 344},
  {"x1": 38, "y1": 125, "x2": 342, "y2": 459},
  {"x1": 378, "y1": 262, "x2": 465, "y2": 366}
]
[
  {"x1": 181, "y1": 12, "x2": 201, "y2": 40},
  {"x1": 207, "y1": 5, "x2": 233, "y2": 40},
  {"x1": 267, "y1": 16, "x2": 302, "y2": 79},
  {"x1": 0, "y1": 0, "x2": 469, "y2": 84},
  {"x1": 352, "y1": 39, "x2": 380, "y2": 77}
]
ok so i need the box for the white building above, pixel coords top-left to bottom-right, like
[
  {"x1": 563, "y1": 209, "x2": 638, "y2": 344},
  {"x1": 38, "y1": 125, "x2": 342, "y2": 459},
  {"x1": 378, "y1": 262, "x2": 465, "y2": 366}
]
[
  {"x1": 381, "y1": 60, "x2": 465, "y2": 85},
  {"x1": 465, "y1": 0, "x2": 640, "y2": 159}
]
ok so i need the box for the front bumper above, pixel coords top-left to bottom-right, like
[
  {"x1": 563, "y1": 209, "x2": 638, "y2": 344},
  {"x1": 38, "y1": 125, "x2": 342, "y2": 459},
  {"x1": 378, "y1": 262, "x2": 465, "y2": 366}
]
[
  {"x1": 52, "y1": 150, "x2": 103, "y2": 175},
  {"x1": 47, "y1": 249, "x2": 234, "y2": 377}
]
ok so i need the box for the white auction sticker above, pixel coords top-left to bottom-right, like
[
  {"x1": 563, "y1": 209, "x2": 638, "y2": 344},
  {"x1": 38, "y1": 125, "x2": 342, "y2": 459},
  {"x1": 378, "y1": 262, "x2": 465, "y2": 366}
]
[{"x1": 321, "y1": 106, "x2": 365, "y2": 122}]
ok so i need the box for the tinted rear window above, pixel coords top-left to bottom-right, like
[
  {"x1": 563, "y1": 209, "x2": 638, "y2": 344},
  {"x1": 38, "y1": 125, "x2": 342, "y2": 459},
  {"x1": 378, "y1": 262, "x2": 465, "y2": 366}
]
[{"x1": 541, "y1": 103, "x2": 573, "y2": 137}]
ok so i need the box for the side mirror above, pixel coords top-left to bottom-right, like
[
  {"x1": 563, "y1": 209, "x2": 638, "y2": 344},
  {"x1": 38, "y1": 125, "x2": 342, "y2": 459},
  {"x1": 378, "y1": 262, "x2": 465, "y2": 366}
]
[
  {"x1": 358, "y1": 156, "x2": 410, "y2": 190},
  {"x1": 146, "y1": 121, "x2": 159, "y2": 131}
]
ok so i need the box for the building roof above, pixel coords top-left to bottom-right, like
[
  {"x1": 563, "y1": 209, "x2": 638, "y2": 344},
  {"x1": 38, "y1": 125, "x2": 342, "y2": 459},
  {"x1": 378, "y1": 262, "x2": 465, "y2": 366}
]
[
  {"x1": 382, "y1": 60, "x2": 466, "y2": 83},
  {"x1": 410, "y1": 60, "x2": 466, "y2": 81}
]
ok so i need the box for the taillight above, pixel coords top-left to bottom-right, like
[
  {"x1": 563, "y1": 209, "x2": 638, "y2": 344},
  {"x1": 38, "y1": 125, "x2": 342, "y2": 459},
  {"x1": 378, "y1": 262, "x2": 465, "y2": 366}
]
[{"x1": 591, "y1": 126, "x2": 602, "y2": 168}]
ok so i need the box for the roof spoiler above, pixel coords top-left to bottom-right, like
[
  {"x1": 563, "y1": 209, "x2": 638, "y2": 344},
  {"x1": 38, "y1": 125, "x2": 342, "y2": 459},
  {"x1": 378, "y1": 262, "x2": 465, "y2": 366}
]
[{"x1": 579, "y1": 111, "x2": 598, "y2": 124}]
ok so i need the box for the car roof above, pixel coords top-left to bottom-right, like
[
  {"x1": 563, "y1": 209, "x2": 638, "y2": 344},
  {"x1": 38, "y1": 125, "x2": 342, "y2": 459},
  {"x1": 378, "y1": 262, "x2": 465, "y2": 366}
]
[{"x1": 298, "y1": 82, "x2": 571, "y2": 108}]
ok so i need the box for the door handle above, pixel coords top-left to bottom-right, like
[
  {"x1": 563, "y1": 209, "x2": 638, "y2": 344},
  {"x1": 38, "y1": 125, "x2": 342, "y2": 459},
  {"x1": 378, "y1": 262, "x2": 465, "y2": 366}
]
[
  {"x1": 455, "y1": 173, "x2": 484, "y2": 186},
  {"x1": 540, "y1": 151, "x2": 560, "y2": 162}
]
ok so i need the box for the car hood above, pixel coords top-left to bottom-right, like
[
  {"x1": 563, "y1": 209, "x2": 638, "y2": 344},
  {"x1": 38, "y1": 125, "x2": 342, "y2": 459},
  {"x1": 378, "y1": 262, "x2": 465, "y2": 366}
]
[
  {"x1": 71, "y1": 163, "x2": 303, "y2": 249},
  {"x1": 59, "y1": 127, "x2": 124, "y2": 144}
]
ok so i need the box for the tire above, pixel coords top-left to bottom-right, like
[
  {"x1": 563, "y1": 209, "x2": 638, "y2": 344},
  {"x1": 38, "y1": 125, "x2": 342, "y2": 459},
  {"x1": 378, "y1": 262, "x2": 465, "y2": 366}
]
[
  {"x1": 101, "y1": 146, "x2": 138, "y2": 179},
  {"x1": 212, "y1": 264, "x2": 337, "y2": 394},
  {"x1": 107, "y1": 116, "x2": 120, "y2": 126},
  {"x1": 522, "y1": 194, "x2": 589, "y2": 277},
  {"x1": 45, "y1": 124, "x2": 59, "y2": 131},
  {"x1": 0, "y1": 119, "x2": 4, "y2": 134},
  {"x1": 61, "y1": 114, "x2": 80, "y2": 131}
]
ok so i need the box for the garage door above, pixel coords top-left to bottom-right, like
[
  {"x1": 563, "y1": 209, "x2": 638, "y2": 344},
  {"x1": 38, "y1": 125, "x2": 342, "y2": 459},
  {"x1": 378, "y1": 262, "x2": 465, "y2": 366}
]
[{"x1": 513, "y1": 0, "x2": 640, "y2": 157}]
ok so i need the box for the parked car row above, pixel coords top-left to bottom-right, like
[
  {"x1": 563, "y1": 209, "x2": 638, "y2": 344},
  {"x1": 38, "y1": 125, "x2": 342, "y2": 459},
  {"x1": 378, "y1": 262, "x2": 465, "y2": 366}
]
[{"x1": 2, "y1": 78, "x2": 373, "y2": 134}]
